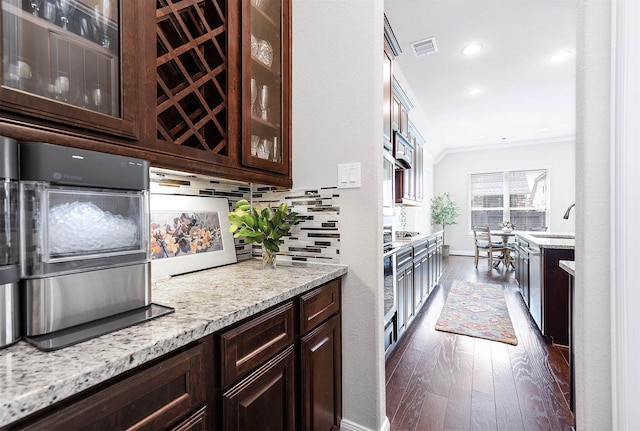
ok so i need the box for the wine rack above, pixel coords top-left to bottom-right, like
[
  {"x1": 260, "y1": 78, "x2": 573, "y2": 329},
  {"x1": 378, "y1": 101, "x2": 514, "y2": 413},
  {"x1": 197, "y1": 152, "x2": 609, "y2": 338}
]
[{"x1": 156, "y1": 0, "x2": 229, "y2": 155}]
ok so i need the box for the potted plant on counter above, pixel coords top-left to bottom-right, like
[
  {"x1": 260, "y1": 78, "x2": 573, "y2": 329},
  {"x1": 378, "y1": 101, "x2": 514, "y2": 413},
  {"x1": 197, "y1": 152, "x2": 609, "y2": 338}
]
[
  {"x1": 430, "y1": 192, "x2": 460, "y2": 257},
  {"x1": 228, "y1": 199, "x2": 301, "y2": 268}
]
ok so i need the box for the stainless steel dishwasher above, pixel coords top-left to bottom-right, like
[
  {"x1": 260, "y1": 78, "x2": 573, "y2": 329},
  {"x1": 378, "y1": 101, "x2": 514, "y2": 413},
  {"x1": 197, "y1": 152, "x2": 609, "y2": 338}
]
[{"x1": 527, "y1": 244, "x2": 542, "y2": 331}]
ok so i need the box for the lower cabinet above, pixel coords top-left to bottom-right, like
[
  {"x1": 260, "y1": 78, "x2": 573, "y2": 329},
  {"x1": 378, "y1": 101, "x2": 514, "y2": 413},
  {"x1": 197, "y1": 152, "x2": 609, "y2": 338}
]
[
  {"x1": 301, "y1": 315, "x2": 342, "y2": 431},
  {"x1": 5, "y1": 277, "x2": 343, "y2": 431},
  {"x1": 8, "y1": 341, "x2": 208, "y2": 430},
  {"x1": 222, "y1": 347, "x2": 296, "y2": 431},
  {"x1": 386, "y1": 232, "x2": 443, "y2": 359},
  {"x1": 221, "y1": 278, "x2": 342, "y2": 431}
]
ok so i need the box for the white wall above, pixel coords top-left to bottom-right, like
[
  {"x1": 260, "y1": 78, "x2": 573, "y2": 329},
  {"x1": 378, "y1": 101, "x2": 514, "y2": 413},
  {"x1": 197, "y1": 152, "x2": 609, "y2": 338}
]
[
  {"x1": 575, "y1": 0, "x2": 612, "y2": 429},
  {"x1": 292, "y1": 1, "x2": 387, "y2": 430},
  {"x1": 433, "y1": 140, "x2": 575, "y2": 254}
]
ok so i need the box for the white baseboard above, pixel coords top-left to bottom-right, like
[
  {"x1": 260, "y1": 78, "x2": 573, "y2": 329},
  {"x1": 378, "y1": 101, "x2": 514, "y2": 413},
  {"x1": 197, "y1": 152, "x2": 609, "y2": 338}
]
[
  {"x1": 449, "y1": 250, "x2": 474, "y2": 256},
  {"x1": 341, "y1": 417, "x2": 390, "y2": 431}
]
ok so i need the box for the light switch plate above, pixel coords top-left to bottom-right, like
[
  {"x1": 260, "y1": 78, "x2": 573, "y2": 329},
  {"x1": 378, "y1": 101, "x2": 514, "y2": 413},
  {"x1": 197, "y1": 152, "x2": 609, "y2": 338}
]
[{"x1": 337, "y1": 163, "x2": 361, "y2": 189}]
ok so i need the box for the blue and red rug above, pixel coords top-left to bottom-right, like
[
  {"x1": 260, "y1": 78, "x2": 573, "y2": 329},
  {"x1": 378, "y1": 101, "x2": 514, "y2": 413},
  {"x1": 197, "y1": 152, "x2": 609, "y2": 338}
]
[{"x1": 435, "y1": 280, "x2": 518, "y2": 345}]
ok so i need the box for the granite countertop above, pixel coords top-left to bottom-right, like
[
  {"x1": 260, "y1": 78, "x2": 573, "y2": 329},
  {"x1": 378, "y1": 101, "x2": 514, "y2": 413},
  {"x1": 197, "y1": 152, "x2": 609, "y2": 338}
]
[
  {"x1": 0, "y1": 260, "x2": 348, "y2": 427},
  {"x1": 559, "y1": 260, "x2": 575, "y2": 276},
  {"x1": 385, "y1": 231, "x2": 443, "y2": 255},
  {"x1": 515, "y1": 232, "x2": 575, "y2": 250}
]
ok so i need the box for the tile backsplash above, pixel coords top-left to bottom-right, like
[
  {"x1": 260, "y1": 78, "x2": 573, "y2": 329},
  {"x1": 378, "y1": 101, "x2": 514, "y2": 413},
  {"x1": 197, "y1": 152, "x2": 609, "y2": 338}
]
[{"x1": 150, "y1": 168, "x2": 340, "y2": 264}]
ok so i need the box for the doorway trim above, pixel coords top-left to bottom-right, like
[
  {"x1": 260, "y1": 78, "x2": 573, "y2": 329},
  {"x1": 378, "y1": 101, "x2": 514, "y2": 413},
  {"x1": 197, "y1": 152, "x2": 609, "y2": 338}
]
[{"x1": 611, "y1": 0, "x2": 640, "y2": 429}]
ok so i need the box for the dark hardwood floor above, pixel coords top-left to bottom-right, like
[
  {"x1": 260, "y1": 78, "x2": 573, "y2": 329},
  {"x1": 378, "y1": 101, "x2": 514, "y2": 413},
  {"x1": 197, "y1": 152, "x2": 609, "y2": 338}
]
[{"x1": 385, "y1": 255, "x2": 574, "y2": 431}]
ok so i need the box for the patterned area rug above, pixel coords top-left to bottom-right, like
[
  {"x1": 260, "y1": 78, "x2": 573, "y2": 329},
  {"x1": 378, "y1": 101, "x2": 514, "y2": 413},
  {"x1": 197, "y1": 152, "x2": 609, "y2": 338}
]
[{"x1": 435, "y1": 280, "x2": 518, "y2": 345}]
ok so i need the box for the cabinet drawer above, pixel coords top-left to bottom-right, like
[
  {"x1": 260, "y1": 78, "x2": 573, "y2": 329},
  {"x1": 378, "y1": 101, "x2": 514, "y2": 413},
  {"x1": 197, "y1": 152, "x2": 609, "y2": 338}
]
[
  {"x1": 18, "y1": 343, "x2": 206, "y2": 431},
  {"x1": 221, "y1": 302, "x2": 295, "y2": 388},
  {"x1": 170, "y1": 406, "x2": 207, "y2": 431},
  {"x1": 300, "y1": 279, "x2": 341, "y2": 334}
]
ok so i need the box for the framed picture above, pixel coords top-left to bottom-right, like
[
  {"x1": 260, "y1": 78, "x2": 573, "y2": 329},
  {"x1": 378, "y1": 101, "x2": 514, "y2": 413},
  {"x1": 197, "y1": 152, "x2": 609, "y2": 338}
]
[{"x1": 150, "y1": 194, "x2": 237, "y2": 279}]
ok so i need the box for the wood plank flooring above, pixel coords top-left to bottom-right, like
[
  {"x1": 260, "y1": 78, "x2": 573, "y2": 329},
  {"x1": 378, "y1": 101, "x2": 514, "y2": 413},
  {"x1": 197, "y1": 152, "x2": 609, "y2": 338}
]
[{"x1": 385, "y1": 255, "x2": 574, "y2": 431}]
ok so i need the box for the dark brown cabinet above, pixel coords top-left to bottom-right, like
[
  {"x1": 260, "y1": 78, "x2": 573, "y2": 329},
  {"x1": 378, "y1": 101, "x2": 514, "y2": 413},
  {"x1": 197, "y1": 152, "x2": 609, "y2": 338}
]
[
  {"x1": 383, "y1": 14, "x2": 400, "y2": 152},
  {"x1": 1, "y1": 0, "x2": 293, "y2": 188},
  {"x1": 395, "y1": 245, "x2": 413, "y2": 339},
  {"x1": 241, "y1": 0, "x2": 291, "y2": 176},
  {"x1": 4, "y1": 276, "x2": 344, "y2": 431},
  {"x1": 0, "y1": 0, "x2": 144, "y2": 141},
  {"x1": 385, "y1": 232, "x2": 443, "y2": 359},
  {"x1": 301, "y1": 315, "x2": 341, "y2": 431},
  {"x1": 7, "y1": 341, "x2": 208, "y2": 431},
  {"x1": 220, "y1": 278, "x2": 342, "y2": 431},
  {"x1": 222, "y1": 346, "x2": 296, "y2": 431}
]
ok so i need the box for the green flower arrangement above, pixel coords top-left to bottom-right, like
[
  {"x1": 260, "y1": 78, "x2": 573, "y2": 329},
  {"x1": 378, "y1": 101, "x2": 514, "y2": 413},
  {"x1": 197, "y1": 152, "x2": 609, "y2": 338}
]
[{"x1": 228, "y1": 199, "x2": 301, "y2": 267}]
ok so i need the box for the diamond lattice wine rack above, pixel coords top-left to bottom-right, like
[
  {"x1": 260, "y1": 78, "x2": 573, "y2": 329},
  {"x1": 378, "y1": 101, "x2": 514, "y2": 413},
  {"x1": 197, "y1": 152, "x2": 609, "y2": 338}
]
[{"x1": 156, "y1": 0, "x2": 229, "y2": 156}]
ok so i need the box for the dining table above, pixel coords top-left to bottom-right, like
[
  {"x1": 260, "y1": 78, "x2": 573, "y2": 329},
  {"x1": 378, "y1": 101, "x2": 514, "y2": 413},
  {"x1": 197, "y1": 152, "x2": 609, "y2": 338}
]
[{"x1": 490, "y1": 230, "x2": 517, "y2": 269}]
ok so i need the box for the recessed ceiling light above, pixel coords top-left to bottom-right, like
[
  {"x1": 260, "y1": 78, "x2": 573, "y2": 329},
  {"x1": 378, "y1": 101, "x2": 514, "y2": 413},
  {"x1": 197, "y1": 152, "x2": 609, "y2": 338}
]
[
  {"x1": 540, "y1": 127, "x2": 550, "y2": 132},
  {"x1": 550, "y1": 50, "x2": 573, "y2": 62},
  {"x1": 462, "y1": 43, "x2": 482, "y2": 55},
  {"x1": 467, "y1": 87, "x2": 483, "y2": 96},
  {"x1": 476, "y1": 136, "x2": 485, "y2": 140}
]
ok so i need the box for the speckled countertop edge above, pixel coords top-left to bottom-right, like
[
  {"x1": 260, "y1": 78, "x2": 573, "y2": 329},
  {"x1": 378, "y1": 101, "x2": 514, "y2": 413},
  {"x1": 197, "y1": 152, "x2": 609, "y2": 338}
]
[
  {"x1": 515, "y1": 232, "x2": 575, "y2": 250},
  {"x1": 559, "y1": 260, "x2": 575, "y2": 276},
  {"x1": 0, "y1": 260, "x2": 347, "y2": 427}
]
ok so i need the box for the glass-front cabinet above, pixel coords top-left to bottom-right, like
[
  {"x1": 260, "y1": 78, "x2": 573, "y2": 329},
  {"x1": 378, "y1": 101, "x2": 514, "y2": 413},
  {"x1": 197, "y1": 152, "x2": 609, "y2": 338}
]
[
  {"x1": 241, "y1": 0, "x2": 290, "y2": 175},
  {"x1": 0, "y1": 0, "x2": 140, "y2": 139}
]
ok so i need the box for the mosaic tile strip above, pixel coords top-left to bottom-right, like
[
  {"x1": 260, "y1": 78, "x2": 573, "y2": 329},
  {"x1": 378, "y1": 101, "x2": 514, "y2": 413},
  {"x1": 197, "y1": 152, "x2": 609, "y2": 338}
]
[
  {"x1": 149, "y1": 169, "x2": 342, "y2": 264},
  {"x1": 252, "y1": 187, "x2": 341, "y2": 264},
  {"x1": 149, "y1": 168, "x2": 253, "y2": 261}
]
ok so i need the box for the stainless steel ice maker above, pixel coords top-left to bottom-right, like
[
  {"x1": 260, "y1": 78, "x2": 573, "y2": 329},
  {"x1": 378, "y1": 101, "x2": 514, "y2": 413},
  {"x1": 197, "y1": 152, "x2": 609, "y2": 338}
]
[{"x1": 18, "y1": 142, "x2": 171, "y2": 348}]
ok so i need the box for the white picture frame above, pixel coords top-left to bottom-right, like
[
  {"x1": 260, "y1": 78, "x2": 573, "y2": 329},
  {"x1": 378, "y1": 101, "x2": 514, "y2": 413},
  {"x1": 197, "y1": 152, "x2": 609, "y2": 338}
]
[{"x1": 150, "y1": 194, "x2": 237, "y2": 280}]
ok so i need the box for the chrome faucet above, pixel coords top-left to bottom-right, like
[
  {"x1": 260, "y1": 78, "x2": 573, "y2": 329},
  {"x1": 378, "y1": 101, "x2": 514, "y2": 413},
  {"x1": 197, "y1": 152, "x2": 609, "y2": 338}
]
[{"x1": 563, "y1": 203, "x2": 575, "y2": 219}]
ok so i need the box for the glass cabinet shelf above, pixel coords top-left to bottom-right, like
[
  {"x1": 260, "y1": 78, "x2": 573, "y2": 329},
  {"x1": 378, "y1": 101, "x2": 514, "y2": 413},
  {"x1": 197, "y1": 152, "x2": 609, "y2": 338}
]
[
  {"x1": 2, "y1": 0, "x2": 119, "y2": 116},
  {"x1": 243, "y1": 0, "x2": 289, "y2": 174}
]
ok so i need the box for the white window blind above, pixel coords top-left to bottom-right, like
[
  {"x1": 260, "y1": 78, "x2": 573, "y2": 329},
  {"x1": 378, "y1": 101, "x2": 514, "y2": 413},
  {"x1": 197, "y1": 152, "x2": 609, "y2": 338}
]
[{"x1": 470, "y1": 169, "x2": 548, "y2": 231}]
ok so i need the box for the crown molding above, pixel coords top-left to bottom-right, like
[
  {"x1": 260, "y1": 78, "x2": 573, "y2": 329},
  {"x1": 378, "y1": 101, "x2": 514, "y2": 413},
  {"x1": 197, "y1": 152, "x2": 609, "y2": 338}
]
[{"x1": 432, "y1": 135, "x2": 576, "y2": 164}]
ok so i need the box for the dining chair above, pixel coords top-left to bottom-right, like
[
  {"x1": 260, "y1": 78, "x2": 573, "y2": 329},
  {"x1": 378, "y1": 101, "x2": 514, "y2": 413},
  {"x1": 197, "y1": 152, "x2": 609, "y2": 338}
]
[{"x1": 472, "y1": 226, "x2": 508, "y2": 269}]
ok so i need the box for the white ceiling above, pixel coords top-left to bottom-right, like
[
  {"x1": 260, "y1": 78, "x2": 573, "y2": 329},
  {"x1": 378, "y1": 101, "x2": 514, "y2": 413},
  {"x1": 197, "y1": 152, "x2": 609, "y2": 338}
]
[{"x1": 384, "y1": 0, "x2": 577, "y2": 161}]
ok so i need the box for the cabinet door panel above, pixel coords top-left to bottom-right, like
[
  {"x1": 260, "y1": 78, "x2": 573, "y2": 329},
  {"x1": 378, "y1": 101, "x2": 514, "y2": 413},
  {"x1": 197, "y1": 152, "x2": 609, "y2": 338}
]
[
  {"x1": 0, "y1": 0, "x2": 141, "y2": 140},
  {"x1": 301, "y1": 314, "x2": 342, "y2": 431},
  {"x1": 241, "y1": 0, "x2": 291, "y2": 175},
  {"x1": 222, "y1": 346, "x2": 296, "y2": 431}
]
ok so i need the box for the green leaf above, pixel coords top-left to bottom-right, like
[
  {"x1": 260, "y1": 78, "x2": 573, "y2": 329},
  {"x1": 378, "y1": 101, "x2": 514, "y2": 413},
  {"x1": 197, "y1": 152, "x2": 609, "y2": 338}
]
[
  {"x1": 229, "y1": 224, "x2": 238, "y2": 233},
  {"x1": 263, "y1": 238, "x2": 280, "y2": 252},
  {"x1": 240, "y1": 213, "x2": 256, "y2": 229}
]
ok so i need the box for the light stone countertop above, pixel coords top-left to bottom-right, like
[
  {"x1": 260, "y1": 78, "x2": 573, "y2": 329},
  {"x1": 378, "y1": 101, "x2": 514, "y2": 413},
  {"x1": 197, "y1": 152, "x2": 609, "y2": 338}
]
[
  {"x1": 0, "y1": 259, "x2": 348, "y2": 428},
  {"x1": 559, "y1": 260, "x2": 576, "y2": 276},
  {"x1": 515, "y1": 232, "x2": 576, "y2": 250}
]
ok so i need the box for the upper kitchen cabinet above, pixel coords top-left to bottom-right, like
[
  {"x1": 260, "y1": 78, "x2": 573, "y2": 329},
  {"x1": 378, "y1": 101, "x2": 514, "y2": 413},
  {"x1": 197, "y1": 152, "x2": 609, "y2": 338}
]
[
  {"x1": 155, "y1": 0, "x2": 240, "y2": 174},
  {"x1": 0, "y1": 0, "x2": 143, "y2": 141},
  {"x1": 396, "y1": 121, "x2": 424, "y2": 204},
  {"x1": 155, "y1": 0, "x2": 291, "y2": 187},
  {"x1": 383, "y1": 14, "x2": 400, "y2": 152},
  {"x1": 240, "y1": 0, "x2": 290, "y2": 176}
]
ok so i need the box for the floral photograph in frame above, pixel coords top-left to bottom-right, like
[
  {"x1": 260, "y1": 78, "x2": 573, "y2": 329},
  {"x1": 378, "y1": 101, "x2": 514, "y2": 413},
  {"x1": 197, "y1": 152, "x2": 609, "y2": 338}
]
[{"x1": 150, "y1": 195, "x2": 237, "y2": 279}]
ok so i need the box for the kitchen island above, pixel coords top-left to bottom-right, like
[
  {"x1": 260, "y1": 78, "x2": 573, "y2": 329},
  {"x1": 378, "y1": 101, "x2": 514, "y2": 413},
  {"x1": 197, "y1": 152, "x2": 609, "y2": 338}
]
[
  {"x1": 514, "y1": 232, "x2": 575, "y2": 346},
  {"x1": 0, "y1": 259, "x2": 347, "y2": 429}
]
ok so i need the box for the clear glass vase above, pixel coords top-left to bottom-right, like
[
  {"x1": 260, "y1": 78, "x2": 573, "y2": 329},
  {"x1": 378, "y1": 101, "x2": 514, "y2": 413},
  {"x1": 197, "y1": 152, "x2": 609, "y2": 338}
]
[{"x1": 262, "y1": 244, "x2": 277, "y2": 269}]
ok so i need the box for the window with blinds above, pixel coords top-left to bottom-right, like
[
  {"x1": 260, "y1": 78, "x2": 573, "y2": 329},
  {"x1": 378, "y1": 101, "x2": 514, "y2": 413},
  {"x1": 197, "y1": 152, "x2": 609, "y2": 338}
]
[{"x1": 470, "y1": 169, "x2": 548, "y2": 231}]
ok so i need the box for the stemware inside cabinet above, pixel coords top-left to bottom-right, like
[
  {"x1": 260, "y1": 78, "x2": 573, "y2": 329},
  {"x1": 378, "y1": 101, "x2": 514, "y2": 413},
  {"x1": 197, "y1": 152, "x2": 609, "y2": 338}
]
[
  {"x1": 0, "y1": 0, "x2": 140, "y2": 140},
  {"x1": 242, "y1": 0, "x2": 290, "y2": 176}
]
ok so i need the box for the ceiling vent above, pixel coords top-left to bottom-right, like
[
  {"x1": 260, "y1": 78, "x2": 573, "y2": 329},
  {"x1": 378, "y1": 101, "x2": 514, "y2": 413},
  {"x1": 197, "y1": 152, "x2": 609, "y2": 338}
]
[{"x1": 411, "y1": 37, "x2": 438, "y2": 57}]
